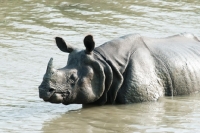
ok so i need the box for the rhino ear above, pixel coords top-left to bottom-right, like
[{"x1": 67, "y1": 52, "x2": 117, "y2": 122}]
[
  {"x1": 55, "y1": 37, "x2": 74, "y2": 53},
  {"x1": 84, "y1": 35, "x2": 95, "y2": 54}
]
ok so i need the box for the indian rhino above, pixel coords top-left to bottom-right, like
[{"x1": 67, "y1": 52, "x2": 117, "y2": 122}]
[{"x1": 38, "y1": 33, "x2": 200, "y2": 105}]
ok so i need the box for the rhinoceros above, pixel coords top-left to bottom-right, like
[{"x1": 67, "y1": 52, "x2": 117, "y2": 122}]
[{"x1": 38, "y1": 33, "x2": 200, "y2": 105}]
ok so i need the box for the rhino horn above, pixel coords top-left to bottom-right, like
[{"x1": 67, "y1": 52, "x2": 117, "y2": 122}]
[{"x1": 46, "y1": 58, "x2": 54, "y2": 75}]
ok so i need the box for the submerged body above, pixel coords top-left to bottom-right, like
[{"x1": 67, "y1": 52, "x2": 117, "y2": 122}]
[{"x1": 39, "y1": 33, "x2": 200, "y2": 105}]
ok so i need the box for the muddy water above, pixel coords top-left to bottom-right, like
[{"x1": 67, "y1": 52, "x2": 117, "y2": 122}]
[{"x1": 0, "y1": 0, "x2": 200, "y2": 132}]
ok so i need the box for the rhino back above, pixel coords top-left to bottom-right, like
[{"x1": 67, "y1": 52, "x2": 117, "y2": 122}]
[{"x1": 143, "y1": 33, "x2": 200, "y2": 96}]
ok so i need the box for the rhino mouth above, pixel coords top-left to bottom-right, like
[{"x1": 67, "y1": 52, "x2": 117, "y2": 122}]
[
  {"x1": 47, "y1": 92, "x2": 63, "y2": 103},
  {"x1": 40, "y1": 88, "x2": 70, "y2": 104}
]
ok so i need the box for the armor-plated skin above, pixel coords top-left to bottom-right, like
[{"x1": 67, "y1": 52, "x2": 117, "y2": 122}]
[{"x1": 38, "y1": 33, "x2": 200, "y2": 105}]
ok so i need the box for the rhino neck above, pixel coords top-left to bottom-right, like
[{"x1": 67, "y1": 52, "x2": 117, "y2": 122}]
[
  {"x1": 94, "y1": 34, "x2": 140, "y2": 74},
  {"x1": 93, "y1": 50, "x2": 124, "y2": 104},
  {"x1": 92, "y1": 51, "x2": 113, "y2": 105},
  {"x1": 92, "y1": 34, "x2": 142, "y2": 104}
]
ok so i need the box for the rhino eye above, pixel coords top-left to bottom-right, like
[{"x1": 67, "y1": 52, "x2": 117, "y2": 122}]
[
  {"x1": 70, "y1": 74, "x2": 77, "y2": 81},
  {"x1": 67, "y1": 74, "x2": 77, "y2": 85}
]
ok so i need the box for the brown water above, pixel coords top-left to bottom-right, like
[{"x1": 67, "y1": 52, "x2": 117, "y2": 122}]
[{"x1": 0, "y1": 0, "x2": 200, "y2": 132}]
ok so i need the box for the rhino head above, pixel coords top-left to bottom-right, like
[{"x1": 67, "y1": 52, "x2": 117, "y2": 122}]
[{"x1": 38, "y1": 35, "x2": 106, "y2": 105}]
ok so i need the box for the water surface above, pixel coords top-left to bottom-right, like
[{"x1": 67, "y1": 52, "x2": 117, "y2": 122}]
[{"x1": 0, "y1": 0, "x2": 200, "y2": 132}]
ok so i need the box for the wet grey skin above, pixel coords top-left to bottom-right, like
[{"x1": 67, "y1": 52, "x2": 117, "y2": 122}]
[{"x1": 38, "y1": 33, "x2": 200, "y2": 105}]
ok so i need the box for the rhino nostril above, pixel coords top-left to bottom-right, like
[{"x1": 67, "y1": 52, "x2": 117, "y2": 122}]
[{"x1": 49, "y1": 88, "x2": 55, "y2": 92}]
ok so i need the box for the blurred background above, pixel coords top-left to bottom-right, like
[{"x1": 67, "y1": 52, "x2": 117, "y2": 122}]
[{"x1": 0, "y1": 0, "x2": 200, "y2": 132}]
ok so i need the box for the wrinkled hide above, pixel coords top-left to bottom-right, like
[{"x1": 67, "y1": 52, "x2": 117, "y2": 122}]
[{"x1": 39, "y1": 33, "x2": 200, "y2": 105}]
